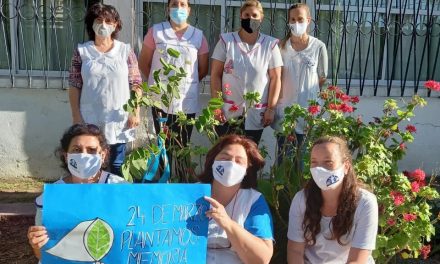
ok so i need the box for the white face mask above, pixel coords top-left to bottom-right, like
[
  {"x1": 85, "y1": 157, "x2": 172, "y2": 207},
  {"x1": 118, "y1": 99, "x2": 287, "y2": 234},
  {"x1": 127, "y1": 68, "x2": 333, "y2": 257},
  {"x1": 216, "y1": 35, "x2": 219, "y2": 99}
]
[
  {"x1": 289, "y1": 22, "x2": 308, "y2": 37},
  {"x1": 310, "y1": 166, "x2": 345, "y2": 190},
  {"x1": 212, "y1": 160, "x2": 247, "y2": 187},
  {"x1": 67, "y1": 153, "x2": 102, "y2": 179},
  {"x1": 92, "y1": 21, "x2": 115, "y2": 38}
]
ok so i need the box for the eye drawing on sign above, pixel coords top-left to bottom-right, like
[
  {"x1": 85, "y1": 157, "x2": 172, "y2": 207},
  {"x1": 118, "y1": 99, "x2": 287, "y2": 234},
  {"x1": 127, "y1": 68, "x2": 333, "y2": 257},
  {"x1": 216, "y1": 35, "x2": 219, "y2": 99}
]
[{"x1": 46, "y1": 218, "x2": 114, "y2": 264}]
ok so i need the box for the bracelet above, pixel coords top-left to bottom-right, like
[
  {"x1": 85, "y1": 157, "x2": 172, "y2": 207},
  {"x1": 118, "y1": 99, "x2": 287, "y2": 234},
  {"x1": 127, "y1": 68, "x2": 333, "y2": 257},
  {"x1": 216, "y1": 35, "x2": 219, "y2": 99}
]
[{"x1": 266, "y1": 108, "x2": 275, "y2": 113}]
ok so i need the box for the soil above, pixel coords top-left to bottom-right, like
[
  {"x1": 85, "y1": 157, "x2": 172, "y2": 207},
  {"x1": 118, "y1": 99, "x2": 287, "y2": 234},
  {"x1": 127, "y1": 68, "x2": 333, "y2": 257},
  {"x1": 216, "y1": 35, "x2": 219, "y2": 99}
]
[{"x1": 0, "y1": 215, "x2": 38, "y2": 264}]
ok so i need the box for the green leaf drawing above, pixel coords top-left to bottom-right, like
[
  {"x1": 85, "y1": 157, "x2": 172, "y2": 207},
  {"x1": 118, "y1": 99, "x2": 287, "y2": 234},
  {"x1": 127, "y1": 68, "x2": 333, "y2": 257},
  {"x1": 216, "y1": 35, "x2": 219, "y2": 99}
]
[{"x1": 84, "y1": 218, "x2": 113, "y2": 261}]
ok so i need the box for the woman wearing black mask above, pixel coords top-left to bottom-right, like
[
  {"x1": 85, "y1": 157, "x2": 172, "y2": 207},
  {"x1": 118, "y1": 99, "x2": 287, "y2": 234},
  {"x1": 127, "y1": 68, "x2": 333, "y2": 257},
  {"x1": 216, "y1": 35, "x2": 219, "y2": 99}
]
[{"x1": 210, "y1": 0, "x2": 283, "y2": 145}]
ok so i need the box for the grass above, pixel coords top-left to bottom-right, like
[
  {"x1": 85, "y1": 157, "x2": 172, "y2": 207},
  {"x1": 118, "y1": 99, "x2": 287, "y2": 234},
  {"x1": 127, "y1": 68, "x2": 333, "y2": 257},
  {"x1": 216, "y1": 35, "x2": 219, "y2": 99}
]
[{"x1": 0, "y1": 177, "x2": 45, "y2": 203}]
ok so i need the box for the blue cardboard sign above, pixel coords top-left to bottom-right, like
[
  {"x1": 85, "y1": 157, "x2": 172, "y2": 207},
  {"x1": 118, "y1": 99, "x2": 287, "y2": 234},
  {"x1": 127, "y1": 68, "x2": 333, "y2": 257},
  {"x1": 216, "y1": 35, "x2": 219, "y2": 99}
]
[{"x1": 41, "y1": 184, "x2": 211, "y2": 264}]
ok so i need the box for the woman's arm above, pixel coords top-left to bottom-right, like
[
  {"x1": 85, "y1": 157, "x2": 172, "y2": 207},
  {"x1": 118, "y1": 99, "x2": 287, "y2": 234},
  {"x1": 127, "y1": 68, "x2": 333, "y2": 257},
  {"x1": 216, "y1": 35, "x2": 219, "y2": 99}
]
[
  {"x1": 27, "y1": 226, "x2": 48, "y2": 260},
  {"x1": 205, "y1": 196, "x2": 273, "y2": 264},
  {"x1": 210, "y1": 59, "x2": 226, "y2": 122},
  {"x1": 68, "y1": 48, "x2": 83, "y2": 124},
  {"x1": 287, "y1": 240, "x2": 305, "y2": 264},
  {"x1": 198, "y1": 53, "x2": 209, "y2": 81},
  {"x1": 263, "y1": 66, "x2": 281, "y2": 126},
  {"x1": 69, "y1": 87, "x2": 83, "y2": 124},
  {"x1": 347, "y1": 248, "x2": 371, "y2": 264},
  {"x1": 127, "y1": 49, "x2": 143, "y2": 128},
  {"x1": 318, "y1": 44, "x2": 328, "y2": 88},
  {"x1": 138, "y1": 43, "x2": 154, "y2": 80}
]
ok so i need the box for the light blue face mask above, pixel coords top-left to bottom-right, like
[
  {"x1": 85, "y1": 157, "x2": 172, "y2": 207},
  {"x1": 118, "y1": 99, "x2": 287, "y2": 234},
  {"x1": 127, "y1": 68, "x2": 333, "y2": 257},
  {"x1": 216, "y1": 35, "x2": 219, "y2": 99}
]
[{"x1": 169, "y1": 8, "x2": 188, "y2": 25}]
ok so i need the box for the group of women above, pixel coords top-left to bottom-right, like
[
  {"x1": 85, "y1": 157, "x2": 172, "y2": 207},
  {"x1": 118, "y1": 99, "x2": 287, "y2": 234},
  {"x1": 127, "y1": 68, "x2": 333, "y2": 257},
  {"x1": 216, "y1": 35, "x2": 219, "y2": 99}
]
[{"x1": 27, "y1": 1, "x2": 378, "y2": 263}]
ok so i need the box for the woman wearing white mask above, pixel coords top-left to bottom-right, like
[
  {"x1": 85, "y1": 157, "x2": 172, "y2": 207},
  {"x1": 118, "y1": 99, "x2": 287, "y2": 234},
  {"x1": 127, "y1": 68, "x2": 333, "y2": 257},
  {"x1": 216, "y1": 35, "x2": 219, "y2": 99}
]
[
  {"x1": 27, "y1": 123, "x2": 126, "y2": 261},
  {"x1": 210, "y1": 0, "x2": 283, "y2": 145},
  {"x1": 273, "y1": 3, "x2": 328, "y2": 162},
  {"x1": 138, "y1": 0, "x2": 209, "y2": 180},
  {"x1": 287, "y1": 136, "x2": 378, "y2": 264},
  {"x1": 68, "y1": 3, "x2": 142, "y2": 177},
  {"x1": 199, "y1": 134, "x2": 273, "y2": 263}
]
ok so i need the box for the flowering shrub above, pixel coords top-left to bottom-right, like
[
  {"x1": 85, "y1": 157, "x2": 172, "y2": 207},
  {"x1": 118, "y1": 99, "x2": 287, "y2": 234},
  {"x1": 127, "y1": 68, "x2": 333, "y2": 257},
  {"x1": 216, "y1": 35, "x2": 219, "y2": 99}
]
[
  {"x1": 261, "y1": 83, "x2": 440, "y2": 263},
  {"x1": 123, "y1": 49, "x2": 440, "y2": 262}
]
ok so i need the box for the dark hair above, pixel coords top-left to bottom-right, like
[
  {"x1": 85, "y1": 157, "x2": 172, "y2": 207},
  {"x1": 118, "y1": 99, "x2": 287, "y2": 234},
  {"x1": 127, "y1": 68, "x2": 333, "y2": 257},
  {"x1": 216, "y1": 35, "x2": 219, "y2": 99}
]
[
  {"x1": 303, "y1": 135, "x2": 360, "y2": 246},
  {"x1": 280, "y1": 3, "x2": 311, "y2": 49},
  {"x1": 57, "y1": 124, "x2": 109, "y2": 172},
  {"x1": 84, "y1": 3, "x2": 122, "y2": 41},
  {"x1": 198, "y1": 134, "x2": 265, "y2": 188}
]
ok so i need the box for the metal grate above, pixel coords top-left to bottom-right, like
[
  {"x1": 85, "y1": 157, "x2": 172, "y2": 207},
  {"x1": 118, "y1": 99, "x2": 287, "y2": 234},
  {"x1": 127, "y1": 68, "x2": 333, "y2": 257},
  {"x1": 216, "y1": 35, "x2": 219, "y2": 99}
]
[{"x1": 0, "y1": 0, "x2": 439, "y2": 96}]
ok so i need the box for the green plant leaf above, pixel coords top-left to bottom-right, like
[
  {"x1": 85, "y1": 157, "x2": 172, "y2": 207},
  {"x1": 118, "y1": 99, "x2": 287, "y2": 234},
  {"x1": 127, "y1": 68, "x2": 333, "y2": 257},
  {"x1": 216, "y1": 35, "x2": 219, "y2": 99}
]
[
  {"x1": 85, "y1": 218, "x2": 113, "y2": 261},
  {"x1": 167, "y1": 48, "x2": 180, "y2": 58}
]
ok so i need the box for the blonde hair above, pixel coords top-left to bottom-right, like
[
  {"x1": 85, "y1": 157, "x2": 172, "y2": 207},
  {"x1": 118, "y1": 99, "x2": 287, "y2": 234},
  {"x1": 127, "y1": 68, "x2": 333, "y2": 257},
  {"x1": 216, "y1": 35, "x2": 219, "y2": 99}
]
[
  {"x1": 240, "y1": 0, "x2": 264, "y2": 17},
  {"x1": 280, "y1": 3, "x2": 311, "y2": 49}
]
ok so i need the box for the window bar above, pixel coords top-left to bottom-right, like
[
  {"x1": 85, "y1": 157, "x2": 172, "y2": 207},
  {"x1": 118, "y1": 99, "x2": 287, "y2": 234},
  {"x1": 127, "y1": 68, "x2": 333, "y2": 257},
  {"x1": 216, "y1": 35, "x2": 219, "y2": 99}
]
[
  {"x1": 17, "y1": 3, "x2": 31, "y2": 87},
  {"x1": 362, "y1": 0, "x2": 380, "y2": 96},
  {"x1": 51, "y1": 1, "x2": 63, "y2": 87},
  {"x1": 268, "y1": 0, "x2": 275, "y2": 37},
  {"x1": 373, "y1": 0, "x2": 381, "y2": 96},
  {"x1": 327, "y1": 0, "x2": 337, "y2": 85},
  {"x1": 346, "y1": 0, "x2": 363, "y2": 95},
  {"x1": 1, "y1": 4, "x2": 13, "y2": 86},
  {"x1": 399, "y1": 0, "x2": 409, "y2": 96},
  {"x1": 429, "y1": 17, "x2": 440, "y2": 98},
  {"x1": 341, "y1": 0, "x2": 349, "y2": 93},
  {"x1": 415, "y1": 2, "x2": 432, "y2": 96},
  {"x1": 384, "y1": 0, "x2": 392, "y2": 96}
]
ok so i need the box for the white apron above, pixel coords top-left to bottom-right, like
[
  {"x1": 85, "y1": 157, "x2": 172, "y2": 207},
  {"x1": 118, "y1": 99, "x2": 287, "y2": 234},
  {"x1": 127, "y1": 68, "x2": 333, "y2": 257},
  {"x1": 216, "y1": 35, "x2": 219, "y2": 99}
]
[
  {"x1": 220, "y1": 32, "x2": 279, "y2": 130},
  {"x1": 78, "y1": 40, "x2": 135, "y2": 144},
  {"x1": 207, "y1": 189, "x2": 262, "y2": 264},
  {"x1": 273, "y1": 36, "x2": 322, "y2": 133},
  {"x1": 148, "y1": 21, "x2": 202, "y2": 114}
]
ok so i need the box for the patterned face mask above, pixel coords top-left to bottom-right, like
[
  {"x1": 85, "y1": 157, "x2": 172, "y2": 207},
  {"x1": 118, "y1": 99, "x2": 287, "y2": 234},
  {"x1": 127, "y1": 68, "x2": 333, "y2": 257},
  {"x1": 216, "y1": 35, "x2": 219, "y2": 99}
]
[
  {"x1": 310, "y1": 166, "x2": 345, "y2": 190},
  {"x1": 212, "y1": 160, "x2": 247, "y2": 187},
  {"x1": 241, "y1": 18, "x2": 261, "y2": 34},
  {"x1": 67, "y1": 153, "x2": 102, "y2": 179},
  {"x1": 289, "y1": 22, "x2": 308, "y2": 37},
  {"x1": 92, "y1": 21, "x2": 115, "y2": 38}
]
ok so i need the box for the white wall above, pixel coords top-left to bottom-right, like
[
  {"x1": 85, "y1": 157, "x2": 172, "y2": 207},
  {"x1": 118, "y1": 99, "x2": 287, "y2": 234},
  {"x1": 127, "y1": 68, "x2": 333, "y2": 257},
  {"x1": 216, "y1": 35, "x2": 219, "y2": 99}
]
[{"x1": 0, "y1": 88, "x2": 438, "y2": 180}]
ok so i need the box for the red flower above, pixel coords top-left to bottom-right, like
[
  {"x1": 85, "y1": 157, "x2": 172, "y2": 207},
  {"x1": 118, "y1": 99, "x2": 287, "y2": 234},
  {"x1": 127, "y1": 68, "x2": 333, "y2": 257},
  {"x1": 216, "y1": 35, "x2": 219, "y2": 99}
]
[
  {"x1": 411, "y1": 181, "x2": 420, "y2": 193},
  {"x1": 424, "y1": 80, "x2": 440, "y2": 91},
  {"x1": 224, "y1": 90, "x2": 232, "y2": 96},
  {"x1": 340, "y1": 103, "x2": 354, "y2": 113},
  {"x1": 329, "y1": 103, "x2": 341, "y2": 111},
  {"x1": 399, "y1": 143, "x2": 406, "y2": 150},
  {"x1": 420, "y1": 244, "x2": 431, "y2": 259},
  {"x1": 308, "y1": 105, "x2": 320, "y2": 115},
  {"x1": 350, "y1": 96, "x2": 360, "y2": 104},
  {"x1": 223, "y1": 83, "x2": 231, "y2": 89},
  {"x1": 390, "y1": 191, "x2": 405, "y2": 206},
  {"x1": 335, "y1": 91, "x2": 344, "y2": 99},
  {"x1": 405, "y1": 124, "x2": 417, "y2": 133},
  {"x1": 340, "y1": 94, "x2": 351, "y2": 102},
  {"x1": 403, "y1": 213, "x2": 417, "y2": 222},
  {"x1": 328, "y1": 85, "x2": 340, "y2": 92},
  {"x1": 409, "y1": 168, "x2": 426, "y2": 182},
  {"x1": 387, "y1": 218, "x2": 396, "y2": 226},
  {"x1": 287, "y1": 134, "x2": 296, "y2": 143},
  {"x1": 228, "y1": 104, "x2": 239, "y2": 112}
]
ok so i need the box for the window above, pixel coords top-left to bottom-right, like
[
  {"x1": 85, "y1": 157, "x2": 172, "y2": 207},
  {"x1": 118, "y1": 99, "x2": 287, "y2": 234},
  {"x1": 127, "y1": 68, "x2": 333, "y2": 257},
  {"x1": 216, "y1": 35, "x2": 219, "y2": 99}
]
[
  {"x1": 0, "y1": 0, "x2": 89, "y2": 88},
  {"x1": 138, "y1": 0, "x2": 440, "y2": 95}
]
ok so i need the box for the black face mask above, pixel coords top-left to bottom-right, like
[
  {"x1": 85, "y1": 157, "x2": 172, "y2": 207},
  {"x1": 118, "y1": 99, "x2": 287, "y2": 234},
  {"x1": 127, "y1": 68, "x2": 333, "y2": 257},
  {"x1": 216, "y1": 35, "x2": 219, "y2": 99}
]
[{"x1": 241, "y1": 18, "x2": 261, "y2": 34}]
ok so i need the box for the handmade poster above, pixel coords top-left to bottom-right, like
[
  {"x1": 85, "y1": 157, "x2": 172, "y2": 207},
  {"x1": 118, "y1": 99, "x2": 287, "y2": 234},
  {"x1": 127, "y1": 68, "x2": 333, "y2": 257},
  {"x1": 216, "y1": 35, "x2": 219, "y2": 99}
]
[{"x1": 41, "y1": 184, "x2": 211, "y2": 264}]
